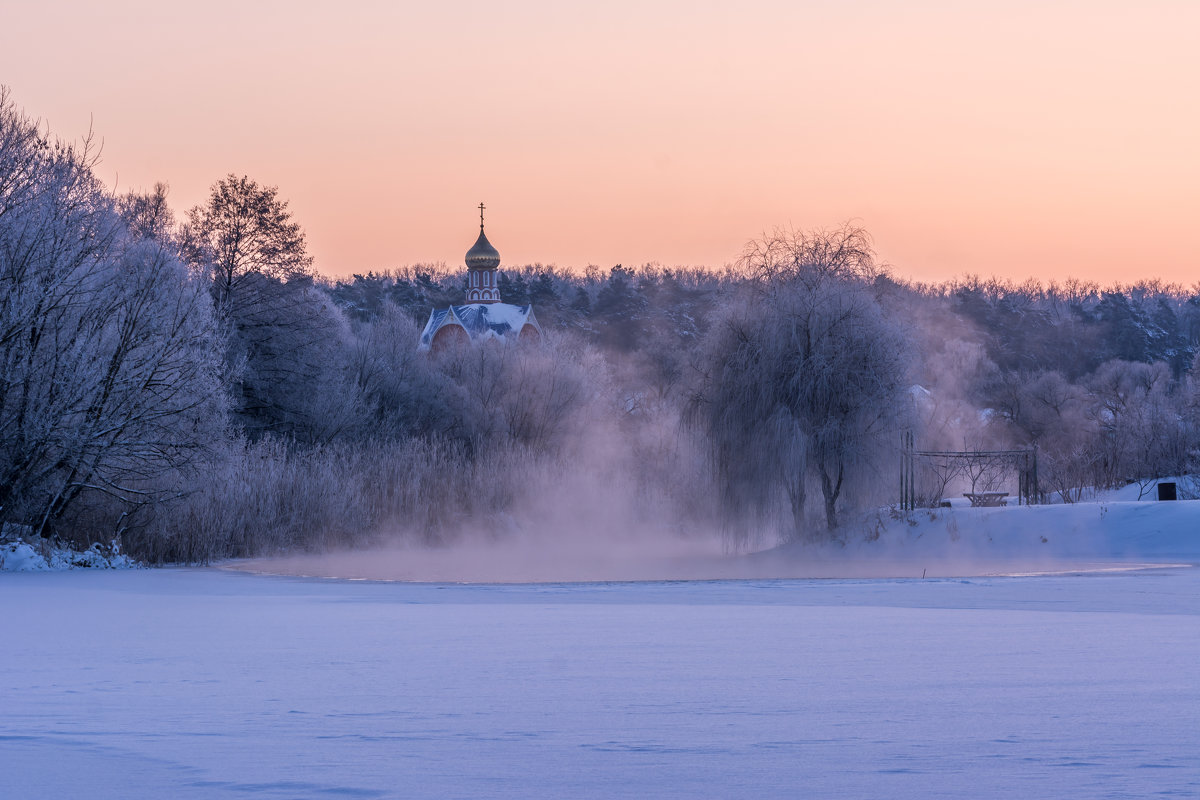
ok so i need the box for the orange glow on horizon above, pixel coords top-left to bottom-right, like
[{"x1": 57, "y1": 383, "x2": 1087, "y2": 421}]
[{"x1": 4, "y1": 1, "x2": 1197, "y2": 286}]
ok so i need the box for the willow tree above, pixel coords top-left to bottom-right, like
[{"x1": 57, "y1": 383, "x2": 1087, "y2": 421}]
[{"x1": 693, "y1": 224, "x2": 911, "y2": 541}]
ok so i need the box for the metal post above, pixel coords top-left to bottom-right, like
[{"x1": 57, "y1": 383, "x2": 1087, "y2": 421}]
[
  {"x1": 908, "y1": 432, "x2": 915, "y2": 511},
  {"x1": 1030, "y1": 445, "x2": 1039, "y2": 505}
]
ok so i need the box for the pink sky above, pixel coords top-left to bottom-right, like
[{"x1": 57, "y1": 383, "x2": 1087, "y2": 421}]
[{"x1": 4, "y1": 1, "x2": 1198, "y2": 285}]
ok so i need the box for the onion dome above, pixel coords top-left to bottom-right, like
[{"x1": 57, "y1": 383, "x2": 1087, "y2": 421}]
[{"x1": 466, "y1": 227, "x2": 500, "y2": 270}]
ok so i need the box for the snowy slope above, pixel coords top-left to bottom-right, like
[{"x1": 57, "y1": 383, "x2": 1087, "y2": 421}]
[{"x1": 797, "y1": 498, "x2": 1200, "y2": 577}]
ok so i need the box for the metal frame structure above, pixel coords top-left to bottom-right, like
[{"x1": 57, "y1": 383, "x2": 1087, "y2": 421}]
[{"x1": 900, "y1": 433, "x2": 1038, "y2": 511}]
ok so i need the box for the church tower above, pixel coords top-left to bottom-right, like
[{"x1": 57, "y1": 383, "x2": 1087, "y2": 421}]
[
  {"x1": 465, "y1": 202, "x2": 501, "y2": 303},
  {"x1": 418, "y1": 204, "x2": 542, "y2": 351}
]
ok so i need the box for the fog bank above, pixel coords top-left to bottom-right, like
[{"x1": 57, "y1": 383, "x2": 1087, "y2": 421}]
[{"x1": 230, "y1": 499, "x2": 1199, "y2": 583}]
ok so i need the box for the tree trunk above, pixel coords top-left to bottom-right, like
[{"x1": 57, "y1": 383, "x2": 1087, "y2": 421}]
[
  {"x1": 786, "y1": 474, "x2": 807, "y2": 542},
  {"x1": 818, "y1": 461, "x2": 844, "y2": 532}
]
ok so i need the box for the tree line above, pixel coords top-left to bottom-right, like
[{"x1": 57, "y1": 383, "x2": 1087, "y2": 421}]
[{"x1": 2, "y1": 88, "x2": 1198, "y2": 561}]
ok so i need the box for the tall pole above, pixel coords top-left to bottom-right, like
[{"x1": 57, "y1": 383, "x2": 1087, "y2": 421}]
[
  {"x1": 900, "y1": 430, "x2": 915, "y2": 511},
  {"x1": 908, "y1": 431, "x2": 915, "y2": 511},
  {"x1": 1031, "y1": 445, "x2": 1039, "y2": 505}
]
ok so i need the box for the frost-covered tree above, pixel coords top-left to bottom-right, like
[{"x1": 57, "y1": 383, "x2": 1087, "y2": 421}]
[
  {"x1": 693, "y1": 225, "x2": 911, "y2": 541},
  {"x1": 182, "y1": 175, "x2": 344, "y2": 439},
  {"x1": 1086, "y1": 360, "x2": 1190, "y2": 495},
  {"x1": 430, "y1": 329, "x2": 593, "y2": 455},
  {"x1": 118, "y1": 182, "x2": 175, "y2": 242},
  {"x1": 0, "y1": 88, "x2": 225, "y2": 538},
  {"x1": 347, "y1": 304, "x2": 473, "y2": 443},
  {"x1": 181, "y1": 174, "x2": 313, "y2": 314}
]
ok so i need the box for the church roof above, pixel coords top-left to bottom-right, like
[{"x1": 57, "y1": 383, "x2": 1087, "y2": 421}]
[
  {"x1": 465, "y1": 227, "x2": 500, "y2": 270},
  {"x1": 419, "y1": 302, "x2": 540, "y2": 350}
]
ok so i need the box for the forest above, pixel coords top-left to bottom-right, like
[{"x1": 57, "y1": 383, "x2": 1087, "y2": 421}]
[{"x1": 3, "y1": 88, "x2": 1199, "y2": 562}]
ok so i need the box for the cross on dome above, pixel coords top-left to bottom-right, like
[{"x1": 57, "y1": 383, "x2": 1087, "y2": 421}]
[{"x1": 464, "y1": 203, "x2": 501, "y2": 301}]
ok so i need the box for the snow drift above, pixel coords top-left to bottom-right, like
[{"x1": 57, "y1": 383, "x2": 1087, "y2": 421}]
[{"x1": 0, "y1": 539, "x2": 139, "y2": 571}]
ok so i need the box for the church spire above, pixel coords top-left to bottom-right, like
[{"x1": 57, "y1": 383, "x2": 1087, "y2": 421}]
[{"x1": 465, "y1": 203, "x2": 501, "y2": 303}]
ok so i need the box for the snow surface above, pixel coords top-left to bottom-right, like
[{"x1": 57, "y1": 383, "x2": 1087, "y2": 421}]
[
  {"x1": 807, "y1": 498, "x2": 1200, "y2": 576},
  {"x1": 2, "y1": 565, "x2": 1199, "y2": 799}
]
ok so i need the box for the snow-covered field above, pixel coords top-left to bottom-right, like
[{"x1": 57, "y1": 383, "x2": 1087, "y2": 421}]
[{"x1": 3, "y1": 561, "x2": 1199, "y2": 799}]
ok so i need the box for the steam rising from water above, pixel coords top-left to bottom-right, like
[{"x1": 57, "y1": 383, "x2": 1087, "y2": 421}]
[
  {"x1": 231, "y1": 539, "x2": 1180, "y2": 582},
  {"x1": 231, "y1": 504, "x2": 1191, "y2": 583},
  {"x1": 229, "y1": 472, "x2": 1199, "y2": 581},
  {"x1": 230, "y1": 333, "x2": 1197, "y2": 584}
]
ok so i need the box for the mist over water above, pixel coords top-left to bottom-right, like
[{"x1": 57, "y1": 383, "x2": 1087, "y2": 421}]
[
  {"x1": 232, "y1": 500, "x2": 1189, "y2": 583},
  {"x1": 231, "y1": 405, "x2": 1200, "y2": 584},
  {"x1": 233, "y1": 537, "x2": 1179, "y2": 583}
]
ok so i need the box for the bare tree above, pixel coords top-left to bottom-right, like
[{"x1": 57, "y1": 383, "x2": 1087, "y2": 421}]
[
  {"x1": 1088, "y1": 361, "x2": 1192, "y2": 497},
  {"x1": 1087, "y1": 360, "x2": 1176, "y2": 490},
  {"x1": 429, "y1": 329, "x2": 593, "y2": 455},
  {"x1": 693, "y1": 225, "x2": 911, "y2": 540},
  {"x1": 347, "y1": 303, "x2": 475, "y2": 444},
  {"x1": 0, "y1": 88, "x2": 225, "y2": 538},
  {"x1": 181, "y1": 175, "x2": 342, "y2": 440},
  {"x1": 118, "y1": 182, "x2": 176, "y2": 242},
  {"x1": 914, "y1": 454, "x2": 963, "y2": 507},
  {"x1": 181, "y1": 174, "x2": 313, "y2": 316}
]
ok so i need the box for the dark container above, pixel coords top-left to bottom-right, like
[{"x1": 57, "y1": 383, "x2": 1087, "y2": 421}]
[{"x1": 1157, "y1": 482, "x2": 1177, "y2": 501}]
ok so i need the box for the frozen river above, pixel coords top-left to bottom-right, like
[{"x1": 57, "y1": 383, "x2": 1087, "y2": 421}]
[{"x1": 2, "y1": 566, "x2": 1198, "y2": 798}]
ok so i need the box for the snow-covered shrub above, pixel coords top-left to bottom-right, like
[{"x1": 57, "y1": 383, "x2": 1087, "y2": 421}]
[{"x1": 0, "y1": 539, "x2": 139, "y2": 571}]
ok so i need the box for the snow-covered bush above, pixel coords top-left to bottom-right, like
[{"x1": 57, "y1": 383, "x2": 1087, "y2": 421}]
[{"x1": 0, "y1": 539, "x2": 139, "y2": 571}]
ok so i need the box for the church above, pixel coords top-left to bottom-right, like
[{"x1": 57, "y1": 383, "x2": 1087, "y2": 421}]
[{"x1": 418, "y1": 205, "x2": 542, "y2": 352}]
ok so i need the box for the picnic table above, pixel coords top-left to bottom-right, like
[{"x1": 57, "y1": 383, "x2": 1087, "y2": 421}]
[{"x1": 964, "y1": 492, "x2": 1008, "y2": 507}]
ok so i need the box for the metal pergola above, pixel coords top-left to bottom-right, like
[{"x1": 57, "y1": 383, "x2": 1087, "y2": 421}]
[{"x1": 899, "y1": 432, "x2": 1038, "y2": 511}]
